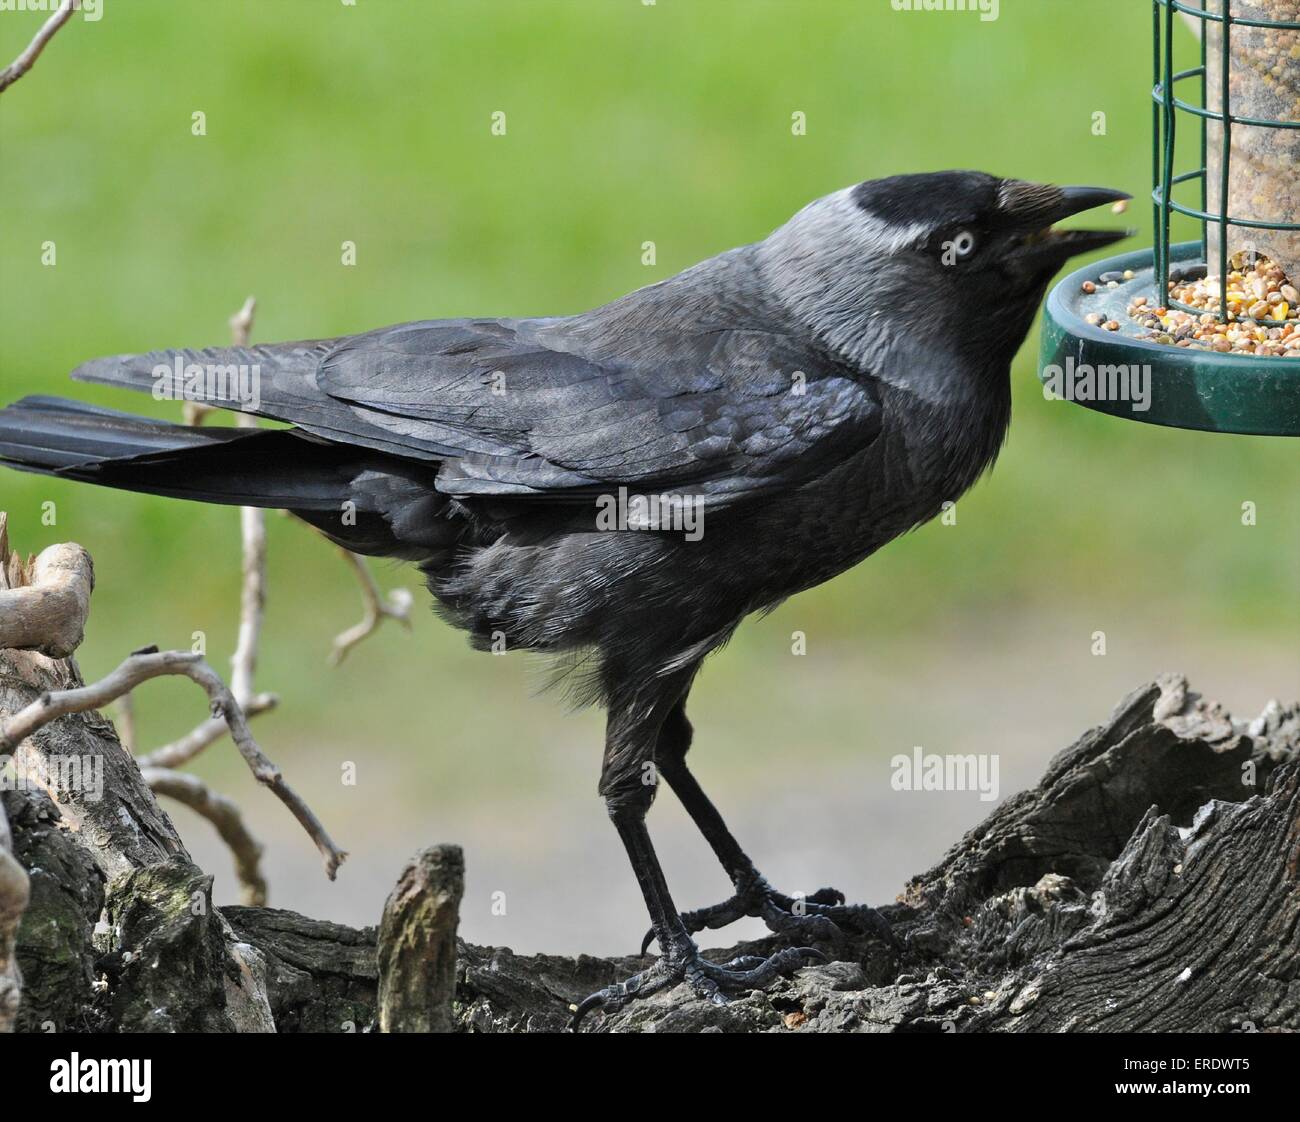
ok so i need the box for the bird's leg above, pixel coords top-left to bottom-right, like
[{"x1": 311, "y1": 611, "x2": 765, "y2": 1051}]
[
  {"x1": 570, "y1": 679, "x2": 824, "y2": 1030},
  {"x1": 645, "y1": 700, "x2": 898, "y2": 954}
]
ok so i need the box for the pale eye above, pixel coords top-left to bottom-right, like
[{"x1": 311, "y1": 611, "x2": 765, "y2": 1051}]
[{"x1": 943, "y1": 230, "x2": 977, "y2": 261}]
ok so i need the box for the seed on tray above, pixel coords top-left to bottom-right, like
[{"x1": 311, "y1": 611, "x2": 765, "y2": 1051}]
[
  {"x1": 1131, "y1": 252, "x2": 1300, "y2": 356},
  {"x1": 1089, "y1": 246, "x2": 1298, "y2": 355}
]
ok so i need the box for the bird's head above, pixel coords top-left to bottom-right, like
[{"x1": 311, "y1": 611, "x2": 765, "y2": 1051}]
[{"x1": 756, "y1": 171, "x2": 1131, "y2": 388}]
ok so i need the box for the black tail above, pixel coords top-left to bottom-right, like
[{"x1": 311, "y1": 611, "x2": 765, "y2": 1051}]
[{"x1": 0, "y1": 395, "x2": 362, "y2": 510}]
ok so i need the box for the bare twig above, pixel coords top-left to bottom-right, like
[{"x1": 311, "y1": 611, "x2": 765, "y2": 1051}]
[
  {"x1": 1, "y1": 647, "x2": 346, "y2": 879},
  {"x1": 134, "y1": 691, "x2": 276, "y2": 770},
  {"x1": 231, "y1": 506, "x2": 266, "y2": 700},
  {"x1": 228, "y1": 295, "x2": 256, "y2": 348},
  {"x1": 0, "y1": 0, "x2": 77, "y2": 95},
  {"x1": 222, "y1": 296, "x2": 264, "y2": 704},
  {"x1": 113, "y1": 692, "x2": 137, "y2": 753},
  {"x1": 181, "y1": 297, "x2": 253, "y2": 432},
  {"x1": 141, "y1": 767, "x2": 268, "y2": 905},
  {"x1": 144, "y1": 296, "x2": 278, "y2": 764},
  {"x1": 330, "y1": 548, "x2": 413, "y2": 666},
  {"x1": 181, "y1": 401, "x2": 215, "y2": 426}
]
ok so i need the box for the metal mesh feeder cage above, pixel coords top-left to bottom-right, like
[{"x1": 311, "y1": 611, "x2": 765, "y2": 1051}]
[{"x1": 1038, "y1": 0, "x2": 1300, "y2": 437}]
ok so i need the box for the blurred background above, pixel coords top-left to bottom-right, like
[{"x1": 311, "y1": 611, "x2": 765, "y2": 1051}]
[{"x1": 1, "y1": 0, "x2": 1296, "y2": 955}]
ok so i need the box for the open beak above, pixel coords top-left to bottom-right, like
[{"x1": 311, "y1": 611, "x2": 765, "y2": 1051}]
[{"x1": 1015, "y1": 185, "x2": 1134, "y2": 262}]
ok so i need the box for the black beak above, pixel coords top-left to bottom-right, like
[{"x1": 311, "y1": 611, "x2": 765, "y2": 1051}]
[
  {"x1": 1016, "y1": 185, "x2": 1134, "y2": 261},
  {"x1": 1057, "y1": 185, "x2": 1132, "y2": 216}
]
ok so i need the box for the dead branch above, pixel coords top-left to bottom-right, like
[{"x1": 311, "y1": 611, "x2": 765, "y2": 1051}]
[
  {"x1": 377, "y1": 845, "x2": 463, "y2": 1032},
  {"x1": 181, "y1": 401, "x2": 215, "y2": 426},
  {"x1": 0, "y1": 646, "x2": 346, "y2": 880},
  {"x1": 330, "y1": 548, "x2": 413, "y2": 665},
  {"x1": 134, "y1": 692, "x2": 276, "y2": 770},
  {"x1": 141, "y1": 767, "x2": 268, "y2": 906},
  {"x1": 228, "y1": 295, "x2": 256, "y2": 348},
  {"x1": 0, "y1": 0, "x2": 77, "y2": 95},
  {"x1": 0, "y1": 518, "x2": 93, "y2": 660},
  {"x1": 206, "y1": 296, "x2": 265, "y2": 710},
  {"x1": 143, "y1": 295, "x2": 279, "y2": 768},
  {"x1": 113, "y1": 692, "x2": 137, "y2": 753},
  {"x1": 179, "y1": 296, "x2": 253, "y2": 427},
  {"x1": 231, "y1": 505, "x2": 266, "y2": 700}
]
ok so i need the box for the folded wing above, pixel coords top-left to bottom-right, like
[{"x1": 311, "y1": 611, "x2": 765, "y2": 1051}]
[{"x1": 73, "y1": 315, "x2": 882, "y2": 512}]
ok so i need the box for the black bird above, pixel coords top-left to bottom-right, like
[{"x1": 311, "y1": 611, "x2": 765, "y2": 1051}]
[{"x1": 0, "y1": 171, "x2": 1128, "y2": 1027}]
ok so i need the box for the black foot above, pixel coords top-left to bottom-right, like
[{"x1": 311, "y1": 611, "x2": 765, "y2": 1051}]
[
  {"x1": 642, "y1": 876, "x2": 899, "y2": 955},
  {"x1": 570, "y1": 939, "x2": 825, "y2": 1031}
]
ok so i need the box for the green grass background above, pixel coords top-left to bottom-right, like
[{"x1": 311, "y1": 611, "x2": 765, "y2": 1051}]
[{"x1": 1, "y1": 1, "x2": 1296, "y2": 947}]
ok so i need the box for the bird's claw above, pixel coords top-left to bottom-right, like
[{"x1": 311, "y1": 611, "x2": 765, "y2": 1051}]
[
  {"x1": 569, "y1": 942, "x2": 825, "y2": 1031},
  {"x1": 641, "y1": 878, "x2": 899, "y2": 955}
]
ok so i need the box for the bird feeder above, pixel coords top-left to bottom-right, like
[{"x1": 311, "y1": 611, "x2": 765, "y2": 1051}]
[{"x1": 1039, "y1": 0, "x2": 1300, "y2": 436}]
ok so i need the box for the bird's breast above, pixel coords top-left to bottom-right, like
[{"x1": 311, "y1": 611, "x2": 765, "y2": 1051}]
[{"x1": 739, "y1": 382, "x2": 1012, "y2": 602}]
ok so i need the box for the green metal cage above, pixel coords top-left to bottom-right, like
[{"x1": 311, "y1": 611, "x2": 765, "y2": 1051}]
[
  {"x1": 1036, "y1": 1, "x2": 1300, "y2": 438},
  {"x1": 1152, "y1": 0, "x2": 1300, "y2": 324}
]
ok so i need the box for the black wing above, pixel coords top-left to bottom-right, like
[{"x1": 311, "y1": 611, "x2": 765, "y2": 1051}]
[
  {"x1": 73, "y1": 307, "x2": 881, "y2": 509},
  {"x1": 311, "y1": 317, "x2": 882, "y2": 506}
]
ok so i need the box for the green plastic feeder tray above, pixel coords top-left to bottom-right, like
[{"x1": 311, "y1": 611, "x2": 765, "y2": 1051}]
[{"x1": 1039, "y1": 241, "x2": 1300, "y2": 437}]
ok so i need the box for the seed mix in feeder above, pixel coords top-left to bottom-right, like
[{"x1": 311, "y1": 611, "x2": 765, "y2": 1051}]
[
  {"x1": 1205, "y1": 0, "x2": 1300, "y2": 283},
  {"x1": 1078, "y1": 0, "x2": 1300, "y2": 358},
  {"x1": 1077, "y1": 254, "x2": 1300, "y2": 356}
]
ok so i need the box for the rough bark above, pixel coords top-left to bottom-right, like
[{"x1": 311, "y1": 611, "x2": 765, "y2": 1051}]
[
  {"x1": 0, "y1": 789, "x2": 28, "y2": 1032},
  {"x1": 7, "y1": 665, "x2": 1296, "y2": 1032},
  {"x1": 221, "y1": 906, "x2": 377, "y2": 1033},
  {"x1": 437, "y1": 676, "x2": 1300, "y2": 1034},
  {"x1": 0, "y1": 519, "x2": 276, "y2": 1033}
]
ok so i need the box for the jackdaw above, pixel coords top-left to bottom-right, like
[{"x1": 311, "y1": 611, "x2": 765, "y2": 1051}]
[{"x1": 0, "y1": 170, "x2": 1129, "y2": 1027}]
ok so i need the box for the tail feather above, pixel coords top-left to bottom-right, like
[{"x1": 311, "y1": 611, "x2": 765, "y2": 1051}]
[
  {"x1": 0, "y1": 395, "x2": 459, "y2": 561},
  {"x1": 0, "y1": 395, "x2": 353, "y2": 510},
  {"x1": 70, "y1": 339, "x2": 339, "y2": 413},
  {"x1": 0, "y1": 394, "x2": 247, "y2": 471},
  {"x1": 66, "y1": 338, "x2": 448, "y2": 462}
]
